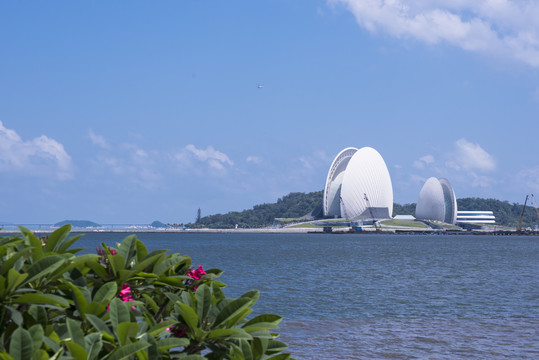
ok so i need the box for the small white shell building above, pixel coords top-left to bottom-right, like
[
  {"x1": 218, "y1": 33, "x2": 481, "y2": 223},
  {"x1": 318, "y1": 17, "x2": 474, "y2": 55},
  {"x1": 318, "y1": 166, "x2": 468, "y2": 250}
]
[
  {"x1": 415, "y1": 177, "x2": 457, "y2": 224},
  {"x1": 323, "y1": 147, "x2": 393, "y2": 219}
]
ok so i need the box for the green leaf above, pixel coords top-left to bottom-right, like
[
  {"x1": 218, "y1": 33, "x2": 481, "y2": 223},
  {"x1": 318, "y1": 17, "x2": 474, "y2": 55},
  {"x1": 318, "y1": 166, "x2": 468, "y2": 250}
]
[
  {"x1": 18, "y1": 226, "x2": 44, "y2": 261},
  {"x1": 207, "y1": 328, "x2": 253, "y2": 340},
  {"x1": 85, "y1": 302, "x2": 107, "y2": 317},
  {"x1": 57, "y1": 234, "x2": 83, "y2": 253},
  {"x1": 175, "y1": 355, "x2": 207, "y2": 360},
  {"x1": 85, "y1": 259, "x2": 110, "y2": 280},
  {"x1": 214, "y1": 297, "x2": 252, "y2": 328},
  {"x1": 24, "y1": 255, "x2": 65, "y2": 285},
  {"x1": 109, "y1": 254, "x2": 126, "y2": 276},
  {"x1": 138, "y1": 334, "x2": 158, "y2": 360},
  {"x1": 243, "y1": 323, "x2": 280, "y2": 333},
  {"x1": 67, "y1": 318, "x2": 85, "y2": 348},
  {"x1": 141, "y1": 294, "x2": 158, "y2": 313},
  {"x1": 6, "y1": 268, "x2": 28, "y2": 292},
  {"x1": 103, "y1": 341, "x2": 150, "y2": 360},
  {"x1": 85, "y1": 314, "x2": 114, "y2": 337},
  {"x1": 212, "y1": 282, "x2": 226, "y2": 302},
  {"x1": 1, "y1": 247, "x2": 31, "y2": 276},
  {"x1": 70, "y1": 284, "x2": 88, "y2": 318},
  {"x1": 266, "y1": 354, "x2": 291, "y2": 360},
  {"x1": 135, "y1": 239, "x2": 148, "y2": 262},
  {"x1": 132, "y1": 253, "x2": 164, "y2": 274},
  {"x1": 109, "y1": 298, "x2": 130, "y2": 331},
  {"x1": 155, "y1": 276, "x2": 185, "y2": 287},
  {"x1": 9, "y1": 328, "x2": 33, "y2": 360},
  {"x1": 28, "y1": 325, "x2": 44, "y2": 354},
  {"x1": 93, "y1": 282, "x2": 117, "y2": 304},
  {"x1": 12, "y1": 293, "x2": 68, "y2": 307},
  {"x1": 116, "y1": 322, "x2": 138, "y2": 346},
  {"x1": 177, "y1": 303, "x2": 199, "y2": 333},
  {"x1": 48, "y1": 347, "x2": 64, "y2": 360},
  {"x1": 243, "y1": 314, "x2": 282, "y2": 328},
  {"x1": 84, "y1": 333, "x2": 103, "y2": 360},
  {"x1": 196, "y1": 284, "x2": 211, "y2": 325},
  {"x1": 45, "y1": 224, "x2": 71, "y2": 253},
  {"x1": 29, "y1": 305, "x2": 48, "y2": 327},
  {"x1": 117, "y1": 235, "x2": 137, "y2": 266},
  {"x1": 239, "y1": 339, "x2": 253, "y2": 360},
  {"x1": 154, "y1": 254, "x2": 190, "y2": 276},
  {"x1": 156, "y1": 337, "x2": 190, "y2": 352},
  {"x1": 266, "y1": 340, "x2": 289, "y2": 355},
  {"x1": 240, "y1": 290, "x2": 260, "y2": 302},
  {"x1": 31, "y1": 349, "x2": 49, "y2": 360},
  {"x1": 148, "y1": 320, "x2": 177, "y2": 336},
  {"x1": 65, "y1": 342, "x2": 87, "y2": 360}
]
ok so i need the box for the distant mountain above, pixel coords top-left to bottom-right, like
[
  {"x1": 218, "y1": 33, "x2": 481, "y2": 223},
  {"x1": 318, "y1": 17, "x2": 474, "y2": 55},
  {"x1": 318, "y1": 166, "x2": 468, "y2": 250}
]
[
  {"x1": 185, "y1": 192, "x2": 539, "y2": 229},
  {"x1": 150, "y1": 220, "x2": 168, "y2": 228},
  {"x1": 54, "y1": 220, "x2": 101, "y2": 228}
]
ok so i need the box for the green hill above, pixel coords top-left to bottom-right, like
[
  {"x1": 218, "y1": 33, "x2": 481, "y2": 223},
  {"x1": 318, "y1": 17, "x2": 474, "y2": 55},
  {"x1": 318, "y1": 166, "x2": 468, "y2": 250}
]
[
  {"x1": 188, "y1": 191, "x2": 323, "y2": 229},
  {"x1": 54, "y1": 220, "x2": 101, "y2": 228},
  {"x1": 185, "y1": 192, "x2": 539, "y2": 229}
]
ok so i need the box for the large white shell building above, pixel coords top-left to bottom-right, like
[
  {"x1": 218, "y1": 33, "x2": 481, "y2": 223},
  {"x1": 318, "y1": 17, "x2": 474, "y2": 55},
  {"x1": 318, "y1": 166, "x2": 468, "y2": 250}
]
[
  {"x1": 415, "y1": 177, "x2": 457, "y2": 224},
  {"x1": 323, "y1": 147, "x2": 393, "y2": 219}
]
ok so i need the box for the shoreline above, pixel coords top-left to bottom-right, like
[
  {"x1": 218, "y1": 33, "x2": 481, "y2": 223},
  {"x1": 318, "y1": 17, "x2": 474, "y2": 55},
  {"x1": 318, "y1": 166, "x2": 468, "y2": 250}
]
[{"x1": 2, "y1": 227, "x2": 538, "y2": 236}]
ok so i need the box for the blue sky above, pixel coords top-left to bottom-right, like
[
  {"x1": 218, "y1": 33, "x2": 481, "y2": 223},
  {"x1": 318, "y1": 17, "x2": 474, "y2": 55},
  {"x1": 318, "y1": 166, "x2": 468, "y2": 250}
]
[{"x1": 1, "y1": 1, "x2": 539, "y2": 224}]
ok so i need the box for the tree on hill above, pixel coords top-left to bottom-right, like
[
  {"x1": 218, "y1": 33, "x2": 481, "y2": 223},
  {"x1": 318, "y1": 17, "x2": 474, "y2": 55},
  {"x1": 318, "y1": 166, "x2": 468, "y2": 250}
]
[
  {"x1": 54, "y1": 220, "x2": 101, "y2": 228},
  {"x1": 184, "y1": 193, "x2": 539, "y2": 229},
  {"x1": 186, "y1": 191, "x2": 323, "y2": 229},
  {"x1": 457, "y1": 197, "x2": 539, "y2": 228},
  {"x1": 393, "y1": 203, "x2": 416, "y2": 216}
]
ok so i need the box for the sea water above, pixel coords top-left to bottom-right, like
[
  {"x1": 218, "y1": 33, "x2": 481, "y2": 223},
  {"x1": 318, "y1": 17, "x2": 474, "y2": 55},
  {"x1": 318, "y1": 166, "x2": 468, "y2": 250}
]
[{"x1": 78, "y1": 232, "x2": 538, "y2": 359}]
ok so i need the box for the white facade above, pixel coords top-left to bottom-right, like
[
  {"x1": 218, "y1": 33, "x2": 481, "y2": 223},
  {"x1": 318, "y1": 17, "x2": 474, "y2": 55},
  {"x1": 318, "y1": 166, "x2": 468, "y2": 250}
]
[
  {"x1": 415, "y1": 177, "x2": 457, "y2": 224},
  {"x1": 456, "y1": 211, "x2": 495, "y2": 224},
  {"x1": 323, "y1": 147, "x2": 393, "y2": 219},
  {"x1": 323, "y1": 147, "x2": 358, "y2": 217}
]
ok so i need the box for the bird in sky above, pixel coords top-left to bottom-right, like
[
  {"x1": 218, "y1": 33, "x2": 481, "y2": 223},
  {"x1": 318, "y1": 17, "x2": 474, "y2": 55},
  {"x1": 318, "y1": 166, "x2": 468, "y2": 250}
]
[{"x1": 257, "y1": 84, "x2": 263, "y2": 89}]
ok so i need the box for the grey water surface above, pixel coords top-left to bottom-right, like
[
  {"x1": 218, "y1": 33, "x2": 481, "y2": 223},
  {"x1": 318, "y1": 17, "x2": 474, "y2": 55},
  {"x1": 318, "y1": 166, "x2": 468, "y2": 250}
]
[{"x1": 79, "y1": 232, "x2": 539, "y2": 359}]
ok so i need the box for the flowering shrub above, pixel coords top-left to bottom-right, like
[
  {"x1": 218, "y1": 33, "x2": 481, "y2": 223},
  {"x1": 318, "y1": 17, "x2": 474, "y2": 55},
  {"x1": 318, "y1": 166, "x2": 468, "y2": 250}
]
[{"x1": 0, "y1": 225, "x2": 294, "y2": 359}]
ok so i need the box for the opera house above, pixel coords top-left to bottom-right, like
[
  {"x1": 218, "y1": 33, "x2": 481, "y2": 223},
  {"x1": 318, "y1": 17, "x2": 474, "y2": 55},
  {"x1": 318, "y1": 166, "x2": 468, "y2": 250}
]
[
  {"x1": 323, "y1": 147, "x2": 393, "y2": 220},
  {"x1": 415, "y1": 177, "x2": 457, "y2": 224}
]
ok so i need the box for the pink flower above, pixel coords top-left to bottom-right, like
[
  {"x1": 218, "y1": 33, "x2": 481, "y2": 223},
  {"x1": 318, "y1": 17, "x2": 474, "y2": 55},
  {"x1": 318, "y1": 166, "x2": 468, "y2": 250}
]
[
  {"x1": 187, "y1": 265, "x2": 206, "y2": 280},
  {"x1": 119, "y1": 284, "x2": 136, "y2": 309},
  {"x1": 106, "y1": 283, "x2": 136, "y2": 311}
]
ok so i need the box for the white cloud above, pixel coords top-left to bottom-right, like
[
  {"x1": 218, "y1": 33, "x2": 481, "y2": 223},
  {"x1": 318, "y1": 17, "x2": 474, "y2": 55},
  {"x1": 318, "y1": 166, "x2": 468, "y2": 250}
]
[
  {"x1": 246, "y1": 156, "x2": 262, "y2": 164},
  {"x1": 0, "y1": 121, "x2": 73, "y2": 180},
  {"x1": 88, "y1": 129, "x2": 110, "y2": 149},
  {"x1": 331, "y1": 0, "x2": 539, "y2": 67},
  {"x1": 180, "y1": 144, "x2": 234, "y2": 171},
  {"x1": 447, "y1": 138, "x2": 496, "y2": 171},
  {"x1": 413, "y1": 154, "x2": 435, "y2": 169},
  {"x1": 94, "y1": 145, "x2": 161, "y2": 190}
]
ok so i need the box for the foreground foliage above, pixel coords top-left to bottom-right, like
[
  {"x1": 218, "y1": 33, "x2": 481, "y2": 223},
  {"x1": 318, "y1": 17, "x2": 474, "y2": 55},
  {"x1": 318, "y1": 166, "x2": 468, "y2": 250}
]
[{"x1": 0, "y1": 225, "x2": 293, "y2": 359}]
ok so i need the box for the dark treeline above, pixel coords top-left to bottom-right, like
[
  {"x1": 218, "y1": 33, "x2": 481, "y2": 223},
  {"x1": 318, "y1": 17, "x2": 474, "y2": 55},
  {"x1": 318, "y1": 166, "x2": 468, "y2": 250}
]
[
  {"x1": 184, "y1": 192, "x2": 539, "y2": 229},
  {"x1": 187, "y1": 191, "x2": 324, "y2": 229},
  {"x1": 457, "y1": 197, "x2": 539, "y2": 228}
]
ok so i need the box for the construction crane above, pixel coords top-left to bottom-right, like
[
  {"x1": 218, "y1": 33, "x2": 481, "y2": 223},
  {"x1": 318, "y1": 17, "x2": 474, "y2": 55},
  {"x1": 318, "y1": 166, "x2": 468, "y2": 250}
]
[
  {"x1": 517, "y1": 195, "x2": 529, "y2": 232},
  {"x1": 531, "y1": 194, "x2": 539, "y2": 223}
]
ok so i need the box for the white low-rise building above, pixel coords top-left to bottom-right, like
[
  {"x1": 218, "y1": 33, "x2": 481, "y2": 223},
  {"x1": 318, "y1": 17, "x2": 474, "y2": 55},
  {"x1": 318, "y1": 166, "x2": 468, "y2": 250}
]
[{"x1": 456, "y1": 211, "x2": 496, "y2": 224}]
